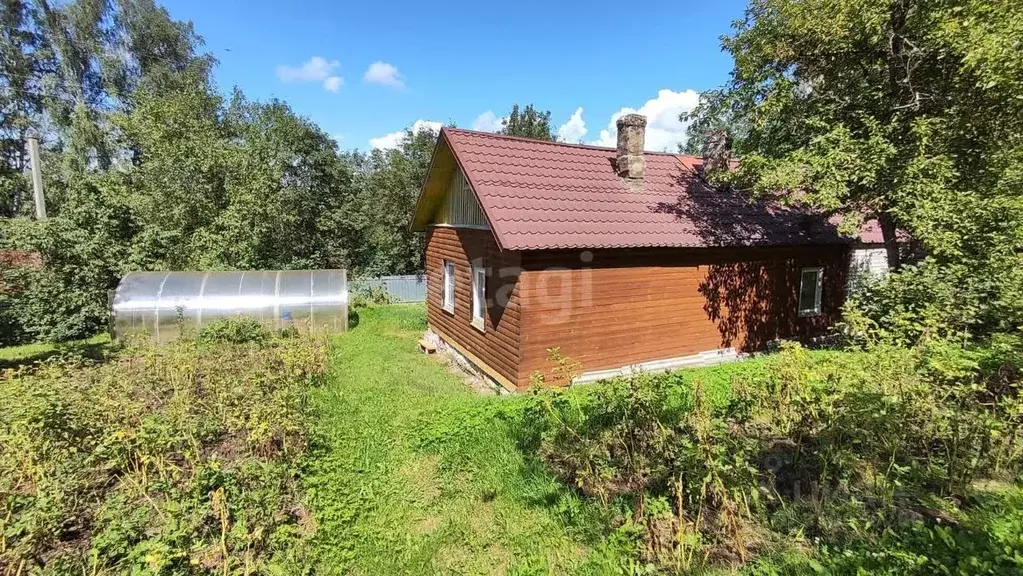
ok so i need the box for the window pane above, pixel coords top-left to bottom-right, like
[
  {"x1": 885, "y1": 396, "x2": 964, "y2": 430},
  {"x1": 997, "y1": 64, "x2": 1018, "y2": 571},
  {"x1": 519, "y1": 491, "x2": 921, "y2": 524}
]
[
  {"x1": 472, "y1": 268, "x2": 484, "y2": 321},
  {"x1": 443, "y1": 261, "x2": 454, "y2": 310},
  {"x1": 799, "y1": 269, "x2": 821, "y2": 313}
]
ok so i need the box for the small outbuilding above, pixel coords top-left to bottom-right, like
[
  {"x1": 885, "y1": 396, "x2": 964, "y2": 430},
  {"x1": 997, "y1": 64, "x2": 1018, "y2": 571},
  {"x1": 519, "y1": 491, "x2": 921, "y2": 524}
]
[{"x1": 410, "y1": 115, "x2": 887, "y2": 392}]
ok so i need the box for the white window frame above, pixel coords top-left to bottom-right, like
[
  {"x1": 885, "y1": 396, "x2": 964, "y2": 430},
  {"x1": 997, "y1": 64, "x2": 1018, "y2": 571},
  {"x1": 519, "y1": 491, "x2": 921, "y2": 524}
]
[
  {"x1": 471, "y1": 263, "x2": 486, "y2": 332},
  {"x1": 442, "y1": 260, "x2": 455, "y2": 314},
  {"x1": 798, "y1": 267, "x2": 824, "y2": 316}
]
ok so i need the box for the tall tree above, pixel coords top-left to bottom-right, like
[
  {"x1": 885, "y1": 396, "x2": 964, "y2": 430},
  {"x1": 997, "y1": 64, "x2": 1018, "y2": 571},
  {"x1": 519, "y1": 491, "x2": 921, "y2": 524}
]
[
  {"x1": 355, "y1": 125, "x2": 438, "y2": 275},
  {"x1": 209, "y1": 94, "x2": 359, "y2": 270},
  {"x1": 500, "y1": 103, "x2": 556, "y2": 141},
  {"x1": 0, "y1": 0, "x2": 212, "y2": 205},
  {"x1": 0, "y1": 0, "x2": 40, "y2": 215},
  {"x1": 685, "y1": 0, "x2": 1023, "y2": 278},
  {"x1": 0, "y1": 0, "x2": 447, "y2": 344}
]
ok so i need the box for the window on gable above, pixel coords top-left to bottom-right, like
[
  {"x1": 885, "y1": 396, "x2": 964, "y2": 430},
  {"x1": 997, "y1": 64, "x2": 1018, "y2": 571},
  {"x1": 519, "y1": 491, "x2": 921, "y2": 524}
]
[
  {"x1": 442, "y1": 260, "x2": 455, "y2": 313},
  {"x1": 471, "y1": 263, "x2": 485, "y2": 331},
  {"x1": 798, "y1": 267, "x2": 824, "y2": 316}
]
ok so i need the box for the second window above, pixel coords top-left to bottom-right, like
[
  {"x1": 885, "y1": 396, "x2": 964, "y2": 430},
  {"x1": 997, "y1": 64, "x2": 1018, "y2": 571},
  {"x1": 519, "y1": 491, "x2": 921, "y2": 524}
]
[
  {"x1": 471, "y1": 263, "x2": 485, "y2": 331},
  {"x1": 798, "y1": 267, "x2": 823, "y2": 316}
]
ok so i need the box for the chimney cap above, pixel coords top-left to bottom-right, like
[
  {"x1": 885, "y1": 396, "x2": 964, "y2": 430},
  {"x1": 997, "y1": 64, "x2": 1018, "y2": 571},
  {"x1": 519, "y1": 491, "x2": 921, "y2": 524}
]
[{"x1": 616, "y1": 114, "x2": 647, "y2": 129}]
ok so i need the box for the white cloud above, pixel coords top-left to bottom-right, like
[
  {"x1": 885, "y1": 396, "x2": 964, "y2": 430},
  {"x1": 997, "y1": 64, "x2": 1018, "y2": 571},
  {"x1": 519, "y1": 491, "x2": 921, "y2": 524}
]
[
  {"x1": 556, "y1": 107, "x2": 587, "y2": 143},
  {"x1": 275, "y1": 56, "x2": 343, "y2": 92},
  {"x1": 369, "y1": 119, "x2": 442, "y2": 150},
  {"x1": 323, "y1": 76, "x2": 343, "y2": 92},
  {"x1": 363, "y1": 61, "x2": 405, "y2": 89},
  {"x1": 471, "y1": 110, "x2": 504, "y2": 132},
  {"x1": 589, "y1": 89, "x2": 700, "y2": 151}
]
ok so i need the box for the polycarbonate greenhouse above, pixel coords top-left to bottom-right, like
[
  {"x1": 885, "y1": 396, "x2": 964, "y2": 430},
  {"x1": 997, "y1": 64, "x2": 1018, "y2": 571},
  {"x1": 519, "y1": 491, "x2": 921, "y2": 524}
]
[{"x1": 111, "y1": 270, "x2": 348, "y2": 343}]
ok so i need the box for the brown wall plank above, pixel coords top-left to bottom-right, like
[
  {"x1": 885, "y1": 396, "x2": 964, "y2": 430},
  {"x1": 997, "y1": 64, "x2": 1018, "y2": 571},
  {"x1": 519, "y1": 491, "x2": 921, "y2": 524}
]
[
  {"x1": 425, "y1": 226, "x2": 522, "y2": 388},
  {"x1": 426, "y1": 235, "x2": 849, "y2": 392},
  {"x1": 517, "y1": 245, "x2": 848, "y2": 390}
]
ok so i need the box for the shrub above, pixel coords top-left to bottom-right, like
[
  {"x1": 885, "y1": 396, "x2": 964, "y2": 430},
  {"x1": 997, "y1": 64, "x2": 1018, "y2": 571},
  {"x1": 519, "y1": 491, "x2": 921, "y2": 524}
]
[
  {"x1": 349, "y1": 280, "x2": 393, "y2": 309},
  {"x1": 0, "y1": 176, "x2": 166, "y2": 346},
  {"x1": 519, "y1": 369, "x2": 765, "y2": 568},
  {"x1": 195, "y1": 316, "x2": 274, "y2": 345},
  {"x1": 519, "y1": 341, "x2": 1023, "y2": 571},
  {"x1": 843, "y1": 259, "x2": 1020, "y2": 347},
  {"x1": 0, "y1": 327, "x2": 328, "y2": 573}
]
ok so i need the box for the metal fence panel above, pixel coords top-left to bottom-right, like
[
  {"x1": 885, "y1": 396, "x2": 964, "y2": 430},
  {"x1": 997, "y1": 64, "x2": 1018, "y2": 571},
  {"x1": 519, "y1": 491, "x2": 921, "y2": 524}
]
[{"x1": 357, "y1": 275, "x2": 427, "y2": 303}]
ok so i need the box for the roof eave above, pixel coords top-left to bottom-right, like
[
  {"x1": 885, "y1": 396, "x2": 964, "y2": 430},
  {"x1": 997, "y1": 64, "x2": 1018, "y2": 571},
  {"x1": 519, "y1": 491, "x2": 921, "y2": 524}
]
[
  {"x1": 408, "y1": 129, "x2": 448, "y2": 233},
  {"x1": 440, "y1": 130, "x2": 509, "y2": 251}
]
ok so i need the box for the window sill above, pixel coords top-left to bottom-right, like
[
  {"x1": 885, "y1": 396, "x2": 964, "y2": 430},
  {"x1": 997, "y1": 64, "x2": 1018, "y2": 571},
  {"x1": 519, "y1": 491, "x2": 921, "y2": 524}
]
[
  {"x1": 798, "y1": 310, "x2": 822, "y2": 318},
  {"x1": 443, "y1": 304, "x2": 455, "y2": 315},
  {"x1": 471, "y1": 317, "x2": 485, "y2": 332}
]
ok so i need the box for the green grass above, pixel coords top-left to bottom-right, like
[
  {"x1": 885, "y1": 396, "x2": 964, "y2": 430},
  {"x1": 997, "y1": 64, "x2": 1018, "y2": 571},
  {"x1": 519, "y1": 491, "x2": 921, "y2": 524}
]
[
  {"x1": 0, "y1": 332, "x2": 111, "y2": 369},
  {"x1": 303, "y1": 306, "x2": 614, "y2": 575},
  {"x1": 302, "y1": 306, "x2": 1023, "y2": 575},
  {"x1": 300, "y1": 305, "x2": 848, "y2": 575}
]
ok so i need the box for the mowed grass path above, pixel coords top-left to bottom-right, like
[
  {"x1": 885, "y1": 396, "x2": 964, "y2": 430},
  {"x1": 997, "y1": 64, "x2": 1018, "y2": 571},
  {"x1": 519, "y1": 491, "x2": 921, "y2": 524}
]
[{"x1": 303, "y1": 305, "x2": 610, "y2": 575}]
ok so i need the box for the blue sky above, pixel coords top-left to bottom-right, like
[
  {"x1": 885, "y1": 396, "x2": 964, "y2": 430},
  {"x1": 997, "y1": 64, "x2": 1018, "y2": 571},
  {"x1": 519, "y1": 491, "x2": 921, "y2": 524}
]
[{"x1": 162, "y1": 0, "x2": 748, "y2": 151}]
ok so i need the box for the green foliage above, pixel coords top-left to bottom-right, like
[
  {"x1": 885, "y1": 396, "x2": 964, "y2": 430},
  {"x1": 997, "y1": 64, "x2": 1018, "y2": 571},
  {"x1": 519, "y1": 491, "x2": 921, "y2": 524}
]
[
  {"x1": 195, "y1": 317, "x2": 273, "y2": 345},
  {"x1": 348, "y1": 280, "x2": 394, "y2": 309},
  {"x1": 0, "y1": 172, "x2": 160, "y2": 342},
  {"x1": 0, "y1": 1, "x2": 440, "y2": 346},
  {"x1": 0, "y1": 332, "x2": 110, "y2": 370},
  {"x1": 518, "y1": 341, "x2": 1023, "y2": 572},
  {"x1": 0, "y1": 327, "x2": 328, "y2": 573},
  {"x1": 500, "y1": 103, "x2": 557, "y2": 141},
  {"x1": 843, "y1": 259, "x2": 1017, "y2": 346},
  {"x1": 811, "y1": 486, "x2": 1023, "y2": 575},
  {"x1": 349, "y1": 125, "x2": 438, "y2": 275},
  {"x1": 686, "y1": 0, "x2": 1023, "y2": 326}
]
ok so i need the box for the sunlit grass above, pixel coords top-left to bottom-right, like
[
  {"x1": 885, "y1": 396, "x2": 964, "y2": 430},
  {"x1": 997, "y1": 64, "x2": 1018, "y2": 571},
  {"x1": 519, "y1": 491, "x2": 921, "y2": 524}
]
[
  {"x1": 303, "y1": 305, "x2": 608, "y2": 575},
  {"x1": 0, "y1": 332, "x2": 111, "y2": 368},
  {"x1": 302, "y1": 305, "x2": 1022, "y2": 575}
]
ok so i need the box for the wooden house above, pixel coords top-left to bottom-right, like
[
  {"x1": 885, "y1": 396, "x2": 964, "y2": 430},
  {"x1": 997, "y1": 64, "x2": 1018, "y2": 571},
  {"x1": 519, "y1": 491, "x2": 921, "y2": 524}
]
[{"x1": 410, "y1": 115, "x2": 887, "y2": 392}]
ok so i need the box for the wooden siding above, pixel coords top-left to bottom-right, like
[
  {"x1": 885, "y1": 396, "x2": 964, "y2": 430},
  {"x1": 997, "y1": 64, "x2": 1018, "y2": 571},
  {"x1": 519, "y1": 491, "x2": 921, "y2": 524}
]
[
  {"x1": 425, "y1": 226, "x2": 521, "y2": 389},
  {"x1": 436, "y1": 167, "x2": 487, "y2": 228},
  {"x1": 516, "y1": 245, "x2": 849, "y2": 390}
]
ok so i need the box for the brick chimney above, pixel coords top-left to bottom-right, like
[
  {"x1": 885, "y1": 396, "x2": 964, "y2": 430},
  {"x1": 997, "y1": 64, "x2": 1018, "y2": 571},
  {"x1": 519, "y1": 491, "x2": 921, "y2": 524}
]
[
  {"x1": 615, "y1": 114, "x2": 646, "y2": 182},
  {"x1": 702, "y1": 130, "x2": 732, "y2": 173}
]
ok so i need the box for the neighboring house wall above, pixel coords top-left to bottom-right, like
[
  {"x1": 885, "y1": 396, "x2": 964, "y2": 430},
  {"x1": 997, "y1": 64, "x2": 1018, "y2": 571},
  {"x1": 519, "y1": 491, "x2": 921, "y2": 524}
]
[
  {"x1": 425, "y1": 226, "x2": 522, "y2": 390},
  {"x1": 848, "y1": 244, "x2": 889, "y2": 291},
  {"x1": 516, "y1": 245, "x2": 849, "y2": 390}
]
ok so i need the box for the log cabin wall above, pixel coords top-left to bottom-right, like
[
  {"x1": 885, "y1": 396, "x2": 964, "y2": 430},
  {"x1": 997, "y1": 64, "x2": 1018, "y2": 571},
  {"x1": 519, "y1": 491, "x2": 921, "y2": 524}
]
[
  {"x1": 424, "y1": 226, "x2": 522, "y2": 390},
  {"x1": 516, "y1": 245, "x2": 849, "y2": 390}
]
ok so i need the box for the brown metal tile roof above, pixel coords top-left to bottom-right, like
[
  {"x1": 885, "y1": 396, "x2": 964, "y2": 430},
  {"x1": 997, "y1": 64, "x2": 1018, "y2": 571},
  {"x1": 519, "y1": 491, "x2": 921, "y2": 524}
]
[{"x1": 441, "y1": 127, "x2": 877, "y2": 251}]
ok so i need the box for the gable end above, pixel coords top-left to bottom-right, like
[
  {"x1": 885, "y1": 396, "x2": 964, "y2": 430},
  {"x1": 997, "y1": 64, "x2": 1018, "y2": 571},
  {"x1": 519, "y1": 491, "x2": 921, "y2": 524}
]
[
  {"x1": 436, "y1": 168, "x2": 487, "y2": 228},
  {"x1": 411, "y1": 130, "x2": 494, "y2": 235}
]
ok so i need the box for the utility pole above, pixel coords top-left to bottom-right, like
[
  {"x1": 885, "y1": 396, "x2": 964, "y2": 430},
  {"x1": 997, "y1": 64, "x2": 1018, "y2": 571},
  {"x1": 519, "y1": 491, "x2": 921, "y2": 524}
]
[{"x1": 27, "y1": 132, "x2": 47, "y2": 219}]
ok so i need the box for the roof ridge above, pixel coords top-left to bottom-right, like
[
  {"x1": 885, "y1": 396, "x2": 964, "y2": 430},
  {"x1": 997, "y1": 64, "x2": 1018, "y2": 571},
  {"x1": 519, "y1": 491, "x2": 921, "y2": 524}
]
[{"x1": 442, "y1": 126, "x2": 699, "y2": 159}]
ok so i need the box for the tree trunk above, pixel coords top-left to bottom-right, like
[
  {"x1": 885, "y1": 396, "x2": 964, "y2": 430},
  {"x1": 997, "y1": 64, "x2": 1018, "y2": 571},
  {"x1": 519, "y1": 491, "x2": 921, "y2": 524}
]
[{"x1": 879, "y1": 212, "x2": 901, "y2": 271}]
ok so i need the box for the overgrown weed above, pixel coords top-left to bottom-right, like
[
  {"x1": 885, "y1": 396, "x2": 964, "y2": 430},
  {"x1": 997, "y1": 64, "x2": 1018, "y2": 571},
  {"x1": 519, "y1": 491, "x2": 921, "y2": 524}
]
[
  {"x1": 516, "y1": 339, "x2": 1023, "y2": 573},
  {"x1": 0, "y1": 326, "x2": 328, "y2": 574}
]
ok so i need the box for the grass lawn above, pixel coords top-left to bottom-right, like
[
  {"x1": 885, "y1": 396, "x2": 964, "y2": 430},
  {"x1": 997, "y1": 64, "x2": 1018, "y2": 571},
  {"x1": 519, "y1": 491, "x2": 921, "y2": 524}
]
[
  {"x1": 4, "y1": 305, "x2": 1016, "y2": 574},
  {"x1": 230, "y1": 302, "x2": 1020, "y2": 575},
  {"x1": 0, "y1": 332, "x2": 111, "y2": 369},
  {"x1": 303, "y1": 305, "x2": 616, "y2": 575},
  {"x1": 300, "y1": 305, "x2": 866, "y2": 575}
]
